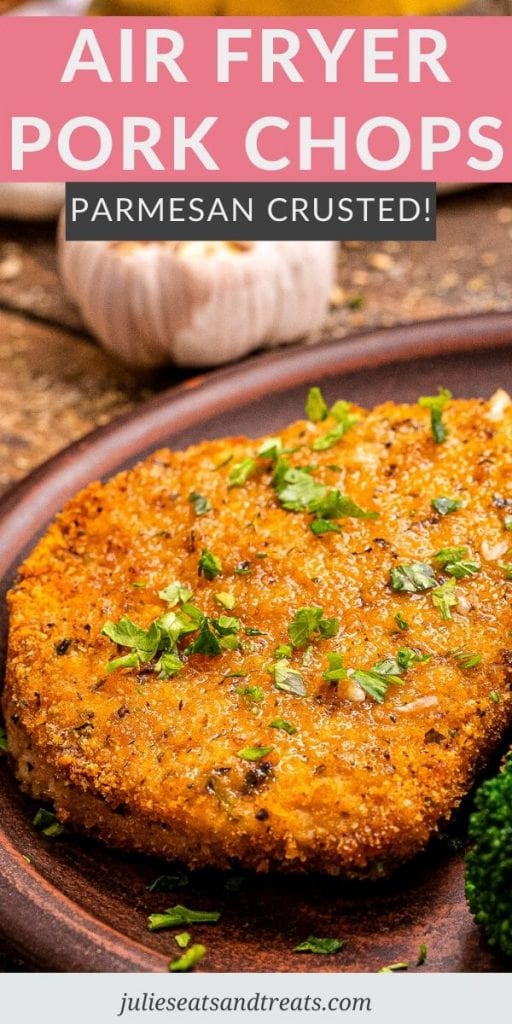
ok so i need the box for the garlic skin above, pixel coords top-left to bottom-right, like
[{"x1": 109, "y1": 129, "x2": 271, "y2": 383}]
[
  {"x1": 0, "y1": 183, "x2": 64, "y2": 221},
  {"x1": 57, "y1": 224, "x2": 337, "y2": 368}
]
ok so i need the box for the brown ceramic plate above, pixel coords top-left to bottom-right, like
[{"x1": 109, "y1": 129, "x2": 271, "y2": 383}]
[{"x1": 2, "y1": 312, "x2": 512, "y2": 974}]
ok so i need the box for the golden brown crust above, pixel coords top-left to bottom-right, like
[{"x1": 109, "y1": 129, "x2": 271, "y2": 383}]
[{"x1": 4, "y1": 394, "x2": 512, "y2": 876}]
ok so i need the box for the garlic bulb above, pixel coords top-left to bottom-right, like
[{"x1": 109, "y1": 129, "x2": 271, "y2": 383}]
[
  {"x1": 57, "y1": 224, "x2": 337, "y2": 368},
  {"x1": 0, "y1": 183, "x2": 64, "y2": 221}
]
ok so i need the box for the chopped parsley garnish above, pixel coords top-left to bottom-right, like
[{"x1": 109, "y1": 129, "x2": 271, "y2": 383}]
[
  {"x1": 236, "y1": 745, "x2": 274, "y2": 762},
  {"x1": 417, "y1": 943, "x2": 427, "y2": 966},
  {"x1": 258, "y1": 436, "x2": 283, "y2": 460},
  {"x1": 228, "y1": 457, "x2": 257, "y2": 489},
  {"x1": 33, "y1": 808, "x2": 66, "y2": 838},
  {"x1": 236, "y1": 685, "x2": 264, "y2": 703},
  {"x1": 0, "y1": 725, "x2": 7, "y2": 753},
  {"x1": 186, "y1": 618, "x2": 223, "y2": 656},
  {"x1": 273, "y1": 461, "x2": 325, "y2": 512},
  {"x1": 106, "y1": 651, "x2": 147, "y2": 675},
  {"x1": 175, "y1": 932, "x2": 191, "y2": 949},
  {"x1": 244, "y1": 626, "x2": 266, "y2": 636},
  {"x1": 390, "y1": 563, "x2": 437, "y2": 592},
  {"x1": 294, "y1": 936, "x2": 345, "y2": 954},
  {"x1": 269, "y1": 718, "x2": 297, "y2": 735},
  {"x1": 504, "y1": 515, "x2": 512, "y2": 532},
  {"x1": 498, "y1": 562, "x2": 512, "y2": 580},
  {"x1": 419, "y1": 387, "x2": 452, "y2": 444},
  {"x1": 275, "y1": 643, "x2": 293, "y2": 659},
  {"x1": 102, "y1": 588, "x2": 243, "y2": 677},
  {"x1": 312, "y1": 414, "x2": 358, "y2": 452},
  {"x1": 431, "y1": 579, "x2": 457, "y2": 620},
  {"x1": 270, "y1": 659, "x2": 307, "y2": 696},
  {"x1": 102, "y1": 616, "x2": 161, "y2": 662},
  {"x1": 272, "y1": 457, "x2": 376, "y2": 530},
  {"x1": 451, "y1": 648, "x2": 482, "y2": 670},
  {"x1": 305, "y1": 386, "x2": 328, "y2": 422},
  {"x1": 147, "y1": 905, "x2": 220, "y2": 931},
  {"x1": 198, "y1": 549, "x2": 222, "y2": 580},
  {"x1": 310, "y1": 519, "x2": 342, "y2": 536},
  {"x1": 433, "y1": 546, "x2": 480, "y2": 578},
  {"x1": 188, "y1": 491, "x2": 211, "y2": 517},
  {"x1": 288, "y1": 607, "x2": 340, "y2": 648},
  {"x1": 395, "y1": 612, "x2": 409, "y2": 631},
  {"x1": 431, "y1": 497, "x2": 462, "y2": 516},
  {"x1": 212, "y1": 615, "x2": 241, "y2": 635},
  {"x1": 156, "y1": 652, "x2": 183, "y2": 678},
  {"x1": 147, "y1": 873, "x2": 188, "y2": 893},
  {"x1": 158, "y1": 582, "x2": 193, "y2": 606},
  {"x1": 490, "y1": 690, "x2": 500, "y2": 703},
  {"x1": 169, "y1": 944, "x2": 206, "y2": 972},
  {"x1": 315, "y1": 491, "x2": 377, "y2": 521},
  {"x1": 214, "y1": 592, "x2": 236, "y2": 610},
  {"x1": 378, "y1": 961, "x2": 409, "y2": 973},
  {"x1": 323, "y1": 652, "x2": 347, "y2": 682},
  {"x1": 347, "y1": 645, "x2": 429, "y2": 703},
  {"x1": 396, "y1": 647, "x2": 431, "y2": 670},
  {"x1": 349, "y1": 668, "x2": 397, "y2": 703}
]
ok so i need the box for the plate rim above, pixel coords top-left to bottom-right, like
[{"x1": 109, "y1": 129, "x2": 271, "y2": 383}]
[{"x1": 1, "y1": 310, "x2": 512, "y2": 972}]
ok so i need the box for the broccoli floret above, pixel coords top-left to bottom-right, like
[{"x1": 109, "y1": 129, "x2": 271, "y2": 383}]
[{"x1": 465, "y1": 756, "x2": 512, "y2": 956}]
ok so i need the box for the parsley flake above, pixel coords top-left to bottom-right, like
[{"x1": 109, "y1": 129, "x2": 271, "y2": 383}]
[
  {"x1": 169, "y1": 944, "x2": 206, "y2": 972},
  {"x1": 33, "y1": 808, "x2": 66, "y2": 838},
  {"x1": 417, "y1": 943, "x2": 427, "y2": 966},
  {"x1": 349, "y1": 669, "x2": 395, "y2": 703},
  {"x1": 236, "y1": 745, "x2": 274, "y2": 762},
  {"x1": 228, "y1": 458, "x2": 257, "y2": 489},
  {"x1": 310, "y1": 519, "x2": 342, "y2": 536},
  {"x1": 214, "y1": 592, "x2": 236, "y2": 610},
  {"x1": 188, "y1": 491, "x2": 211, "y2": 517},
  {"x1": 305, "y1": 386, "x2": 328, "y2": 422},
  {"x1": 419, "y1": 387, "x2": 452, "y2": 444},
  {"x1": 431, "y1": 579, "x2": 457, "y2": 620},
  {"x1": 198, "y1": 549, "x2": 222, "y2": 580},
  {"x1": 258, "y1": 437, "x2": 283, "y2": 460},
  {"x1": 0, "y1": 725, "x2": 7, "y2": 754},
  {"x1": 294, "y1": 936, "x2": 345, "y2": 954},
  {"x1": 390, "y1": 563, "x2": 437, "y2": 592},
  {"x1": 395, "y1": 612, "x2": 409, "y2": 631},
  {"x1": 186, "y1": 618, "x2": 222, "y2": 656},
  {"x1": 158, "y1": 582, "x2": 194, "y2": 606},
  {"x1": 312, "y1": 415, "x2": 358, "y2": 452},
  {"x1": 271, "y1": 659, "x2": 307, "y2": 696},
  {"x1": 323, "y1": 652, "x2": 348, "y2": 682},
  {"x1": 431, "y1": 497, "x2": 462, "y2": 516},
  {"x1": 434, "y1": 547, "x2": 480, "y2": 578},
  {"x1": 148, "y1": 905, "x2": 220, "y2": 931},
  {"x1": 451, "y1": 648, "x2": 482, "y2": 669},
  {"x1": 106, "y1": 652, "x2": 140, "y2": 674},
  {"x1": 269, "y1": 718, "x2": 297, "y2": 735},
  {"x1": 236, "y1": 685, "x2": 264, "y2": 703},
  {"x1": 288, "y1": 607, "x2": 340, "y2": 648}
]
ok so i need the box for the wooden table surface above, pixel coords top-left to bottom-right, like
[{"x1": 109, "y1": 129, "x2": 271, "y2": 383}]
[{"x1": 1, "y1": 182, "x2": 512, "y2": 969}]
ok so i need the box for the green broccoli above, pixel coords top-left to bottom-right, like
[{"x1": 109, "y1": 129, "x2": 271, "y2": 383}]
[{"x1": 465, "y1": 755, "x2": 512, "y2": 956}]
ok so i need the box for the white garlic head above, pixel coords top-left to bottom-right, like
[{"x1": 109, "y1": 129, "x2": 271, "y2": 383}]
[{"x1": 58, "y1": 221, "x2": 337, "y2": 369}]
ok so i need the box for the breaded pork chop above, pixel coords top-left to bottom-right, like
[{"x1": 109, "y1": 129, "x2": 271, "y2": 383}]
[{"x1": 4, "y1": 390, "x2": 512, "y2": 877}]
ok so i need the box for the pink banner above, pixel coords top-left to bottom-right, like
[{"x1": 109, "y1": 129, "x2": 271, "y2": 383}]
[{"x1": 0, "y1": 16, "x2": 510, "y2": 182}]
